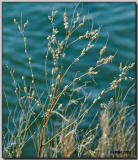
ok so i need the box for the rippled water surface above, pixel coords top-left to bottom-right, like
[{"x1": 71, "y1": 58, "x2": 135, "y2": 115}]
[{"x1": 2, "y1": 2, "x2": 136, "y2": 157}]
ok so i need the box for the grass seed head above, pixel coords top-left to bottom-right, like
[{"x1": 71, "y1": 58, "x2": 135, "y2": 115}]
[{"x1": 100, "y1": 46, "x2": 106, "y2": 57}]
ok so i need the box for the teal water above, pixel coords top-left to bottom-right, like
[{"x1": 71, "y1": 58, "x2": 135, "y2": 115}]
[{"x1": 2, "y1": 2, "x2": 136, "y2": 157}]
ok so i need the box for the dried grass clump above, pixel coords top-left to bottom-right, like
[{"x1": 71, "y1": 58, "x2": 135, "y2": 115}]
[{"x1": 3, "y1": 5, "x2": 136, "y2": 159}]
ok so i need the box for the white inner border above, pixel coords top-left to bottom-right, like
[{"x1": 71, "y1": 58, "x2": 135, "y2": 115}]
[{"x1": 0, "y1": 0, "x2": 137, "y2": 160}]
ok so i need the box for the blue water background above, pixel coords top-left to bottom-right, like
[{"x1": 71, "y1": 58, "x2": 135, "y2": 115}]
[{"x1": 2, "y1": 2, "x2": 136, "y2": 157}]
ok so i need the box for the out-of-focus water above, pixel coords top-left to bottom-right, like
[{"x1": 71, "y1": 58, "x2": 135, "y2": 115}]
[{"x1": 2, "y1": 2, "x2": 136, "y2": 157}]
